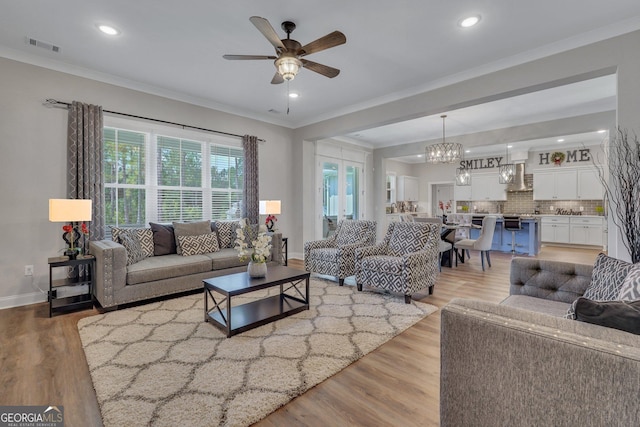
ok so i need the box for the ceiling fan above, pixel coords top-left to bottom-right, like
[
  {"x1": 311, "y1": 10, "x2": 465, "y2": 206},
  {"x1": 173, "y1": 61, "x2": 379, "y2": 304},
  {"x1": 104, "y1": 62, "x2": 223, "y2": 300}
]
[{"x1": 223, "y1": 16, "x2": 346, "y2": 84}]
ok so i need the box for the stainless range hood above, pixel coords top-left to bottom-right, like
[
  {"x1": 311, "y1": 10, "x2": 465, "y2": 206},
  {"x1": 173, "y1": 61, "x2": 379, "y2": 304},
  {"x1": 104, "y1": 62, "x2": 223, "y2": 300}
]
[{"x1": 506, "y1": 163, "x2": 533, "y2": 192}]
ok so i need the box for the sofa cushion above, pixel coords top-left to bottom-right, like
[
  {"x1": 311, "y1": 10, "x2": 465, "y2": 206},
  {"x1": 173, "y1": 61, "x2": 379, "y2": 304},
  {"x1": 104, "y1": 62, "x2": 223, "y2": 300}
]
[
  {"x1": 178, "y1": 232, "x2": 220, "y2": 256},
  {"x1": 574, "y1": 297, "x2": 640, "y2": 335},
  {"x1": 618, "y1": 264, "x2": 640, "y2": 301},
  {"x1": 567, "y1": 254, "x2": 635, "y2": 319},
  {"x1": 111, "y1": 226, "x2": 154, "y2": 258},
  {"x1": 583, "y1": 253, "x2": 633, "y2": 301},
  {"x1": 205, "y1": 248, "x2": 248, "y2": 270},
  {"x1": 149, "y1": 222, "x2": 176, "y2": 256},
  {"x1": 173, "y1": 221, "x2": 211, "y2": 255},
  {"x1": 360, "y1": 255, "x2": 404, "y2": 275},
  {"x1": 126, "y1": 254, "x2": 212, "y2": 285},
  {"x1": 119, "y1": 229, "x2": 147, "y2": 266},
  {"x1": 212, "y1": 220, "x2": 241, "y2": 249}
]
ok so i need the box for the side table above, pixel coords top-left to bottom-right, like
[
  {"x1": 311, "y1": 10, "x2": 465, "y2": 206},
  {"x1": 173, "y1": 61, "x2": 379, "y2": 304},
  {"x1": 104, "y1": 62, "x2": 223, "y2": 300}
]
[{"x1": 48, "y1": 255, "x2": 95, "y2": 317}]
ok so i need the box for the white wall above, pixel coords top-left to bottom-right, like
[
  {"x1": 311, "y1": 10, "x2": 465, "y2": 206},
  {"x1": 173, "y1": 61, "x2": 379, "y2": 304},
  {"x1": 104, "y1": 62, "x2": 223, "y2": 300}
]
[{"x1": 0, "y1": 57, "x2": 295, "y2": 308}]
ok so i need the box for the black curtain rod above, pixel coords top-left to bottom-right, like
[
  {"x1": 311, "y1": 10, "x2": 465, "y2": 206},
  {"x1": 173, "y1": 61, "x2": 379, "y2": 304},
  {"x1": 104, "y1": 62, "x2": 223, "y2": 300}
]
[{"x1": 44, "y1": 99, "x2": 265, "y2": 142}]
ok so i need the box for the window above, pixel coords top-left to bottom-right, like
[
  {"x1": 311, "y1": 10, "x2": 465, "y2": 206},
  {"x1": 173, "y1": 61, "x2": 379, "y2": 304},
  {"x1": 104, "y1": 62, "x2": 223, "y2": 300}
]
[{"x1": 103, "y1": 124, "x2": 243, "y2": 234}]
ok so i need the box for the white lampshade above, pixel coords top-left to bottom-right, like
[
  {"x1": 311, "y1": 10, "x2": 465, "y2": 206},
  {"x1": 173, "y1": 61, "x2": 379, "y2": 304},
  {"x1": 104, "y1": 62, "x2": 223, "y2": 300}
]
[
  {"x1": 259, "y1": 200, "x2": 281, "y2": 215},
  {"x1": 49, "y1": 199, "x2": 92, "y2": 222}
]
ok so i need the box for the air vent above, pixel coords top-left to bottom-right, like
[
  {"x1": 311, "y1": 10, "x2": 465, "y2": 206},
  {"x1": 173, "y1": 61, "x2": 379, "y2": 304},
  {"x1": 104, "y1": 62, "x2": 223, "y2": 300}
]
[{"x1": 26, "y1": 37, "x2": 61, "y2": 53}]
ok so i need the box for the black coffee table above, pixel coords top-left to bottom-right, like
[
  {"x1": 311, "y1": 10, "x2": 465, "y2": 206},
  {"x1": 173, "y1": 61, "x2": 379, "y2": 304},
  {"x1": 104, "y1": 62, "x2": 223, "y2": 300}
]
[{"x1": 203, "y1": 265, "x2": 310, "y2": 337}]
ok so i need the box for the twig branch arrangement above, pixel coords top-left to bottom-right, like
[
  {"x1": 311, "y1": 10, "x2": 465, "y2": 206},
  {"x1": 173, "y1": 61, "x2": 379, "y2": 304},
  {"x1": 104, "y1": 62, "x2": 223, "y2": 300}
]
[{"x1": 594, "y1": 128, "x2": 640, "y2": 263}]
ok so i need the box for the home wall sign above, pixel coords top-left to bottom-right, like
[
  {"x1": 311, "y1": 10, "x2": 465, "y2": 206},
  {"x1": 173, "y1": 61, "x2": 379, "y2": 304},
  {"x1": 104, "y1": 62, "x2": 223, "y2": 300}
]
[
  {"x1": 458, "y1": 157, "x2": 505, "y2": 170},
  {"x1": 538, "y1": 148, "x2": 591, "y2": 165}
]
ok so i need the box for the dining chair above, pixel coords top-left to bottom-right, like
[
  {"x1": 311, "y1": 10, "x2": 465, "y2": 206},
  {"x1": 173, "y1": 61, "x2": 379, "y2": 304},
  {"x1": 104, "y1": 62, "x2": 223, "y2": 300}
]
[{"x1": 453, "y1": 215, "x2": 497, "y2": 271}]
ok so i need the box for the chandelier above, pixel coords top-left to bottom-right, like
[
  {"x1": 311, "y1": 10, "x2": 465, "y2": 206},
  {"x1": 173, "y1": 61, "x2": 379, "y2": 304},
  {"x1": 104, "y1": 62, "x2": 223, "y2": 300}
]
[
  {"x1": 498, "y1": 144, "x2": 516, "y2": 184},
  {"x1": 425, "y1": 115, "x2": 463, "y2": 164}
]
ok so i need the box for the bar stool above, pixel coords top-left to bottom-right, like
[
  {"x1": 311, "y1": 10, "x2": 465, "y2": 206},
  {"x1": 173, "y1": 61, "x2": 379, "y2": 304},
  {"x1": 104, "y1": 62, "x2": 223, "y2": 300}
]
[{"x1": 503, "y1": 215, "x2": 522, "y2": 254}]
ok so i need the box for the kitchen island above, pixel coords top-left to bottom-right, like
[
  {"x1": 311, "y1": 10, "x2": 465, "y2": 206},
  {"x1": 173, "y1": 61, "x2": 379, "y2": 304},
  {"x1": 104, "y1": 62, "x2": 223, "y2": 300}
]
[{"x1": 468, "y1": 217, "x2": 540, "y2": 256}]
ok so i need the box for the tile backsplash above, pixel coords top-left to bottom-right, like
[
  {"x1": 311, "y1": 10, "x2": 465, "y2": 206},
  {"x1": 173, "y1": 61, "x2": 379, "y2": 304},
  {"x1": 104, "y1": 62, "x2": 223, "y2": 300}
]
[{"x1": 456, "y1": 174, "x2": 604, "y2": 215}]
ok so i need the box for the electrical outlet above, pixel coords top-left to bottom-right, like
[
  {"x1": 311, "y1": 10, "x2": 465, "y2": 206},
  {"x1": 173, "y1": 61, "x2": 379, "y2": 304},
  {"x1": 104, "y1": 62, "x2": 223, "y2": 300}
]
[
  {"x1": 579, "y1": 206, "x2": 584, "y2": 211},
  {"x1": 549, "y1": 206, "x2": 554, "y2": 211},
  {"x1": 24, "y1": 265, "x2": 34, "y2": 276}
]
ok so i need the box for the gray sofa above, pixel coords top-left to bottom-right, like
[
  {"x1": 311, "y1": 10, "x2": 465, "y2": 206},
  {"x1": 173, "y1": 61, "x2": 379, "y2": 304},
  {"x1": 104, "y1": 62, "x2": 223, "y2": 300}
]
[
  {"x1": 90, "y1": 230, "x2": 282, "y2": 309},
  {"x1": 440, "y1": 257, "x2": 640, "y2": 426}
]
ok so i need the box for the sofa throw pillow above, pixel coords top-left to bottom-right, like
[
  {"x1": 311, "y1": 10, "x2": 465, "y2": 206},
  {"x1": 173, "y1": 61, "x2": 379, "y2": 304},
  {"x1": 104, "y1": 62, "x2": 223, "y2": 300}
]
[
  {"x1": 618, "y1": 264, "x2": 640, "y2": 301},
  {"x1": 213, "y1": 220, "x2": 241, "y2": 249},
  {"x1": 583, "y1": 253, "x2": 633, "y2": 300},
  {"x1": 111, "y1": 226, "x2": 154, "y2": 258},
  {"x1": 149, "y1": 222, "x2": 177, "y2": 256},
  {"x1": 177, "y1": 232, "x2": 220, "y2": 256},
  {"x1": 574, "y1": 297, "x2": 640, "y2": 335},
  {"x1": 566, "y1": 253, "x2": 634, "y2": 319},
  {"x1": 173, "y1": 220, "x2": 212, "y2": 255},
  {"x1": 119, "y1": 229, "x2": 147, "y2": 266}
]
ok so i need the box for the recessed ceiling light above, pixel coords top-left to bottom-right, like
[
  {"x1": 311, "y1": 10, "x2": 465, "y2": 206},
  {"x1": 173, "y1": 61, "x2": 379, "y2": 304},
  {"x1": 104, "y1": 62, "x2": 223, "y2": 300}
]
[
  {"x1": 288, "y1": 92, "x2": 299, "y2": 99},
  {"x1": 417, "y1": 154, "x2": 423, "y2": 157},
  {"x1": 465, "y1": 150, "x2": 471, "y2": 153},
  {"x1": 557, "y1": 138, "x2": 565, "y2": 142},
  {"x1": 507, "y1": 144, "x2": 512, "y2": 148},
  {"x1": 97, "y1": 24, "x2": 120, "y2": 36},
  {"x1": 459, "y1": 15, "x2": 481, "y2": 28},
  {"x1": 597, "y1": 129, "x2": 606, "y2": 134}
]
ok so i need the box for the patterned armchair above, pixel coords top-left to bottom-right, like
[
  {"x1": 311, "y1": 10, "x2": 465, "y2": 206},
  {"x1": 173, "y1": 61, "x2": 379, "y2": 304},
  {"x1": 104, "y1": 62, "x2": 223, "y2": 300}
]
[
  {"x1": 304, "y1": 220, "x2": 377, "y2": 285},
  {"x1": 355, "y1": 222, "x2": 440, "y2": 303}
]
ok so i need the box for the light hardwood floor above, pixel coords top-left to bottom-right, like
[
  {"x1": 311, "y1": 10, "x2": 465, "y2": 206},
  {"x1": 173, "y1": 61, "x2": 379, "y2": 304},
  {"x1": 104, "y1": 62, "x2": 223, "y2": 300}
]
[{"x1": 0, "y1": 246, "x2": 600, "y2": 427}]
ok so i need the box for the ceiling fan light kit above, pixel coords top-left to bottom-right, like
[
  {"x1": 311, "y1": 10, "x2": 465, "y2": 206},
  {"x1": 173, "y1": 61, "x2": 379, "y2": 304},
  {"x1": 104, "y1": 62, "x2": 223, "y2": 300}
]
[
  {"x1": 425, "y1": 115, "x2": 463, "y2": 164},
  {"x1": 223, "y1": 16, "x2": 346, "y2": 84}
]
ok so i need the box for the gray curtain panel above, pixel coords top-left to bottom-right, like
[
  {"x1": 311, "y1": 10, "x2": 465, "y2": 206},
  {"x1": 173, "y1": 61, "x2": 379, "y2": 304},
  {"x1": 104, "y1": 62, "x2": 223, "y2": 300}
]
[
  {"x1": 242, "y1": 135, "x2": 259, "y2": 224},
  {"x1": 67, "y1": 101, "x2": 105, "y2": 247}
]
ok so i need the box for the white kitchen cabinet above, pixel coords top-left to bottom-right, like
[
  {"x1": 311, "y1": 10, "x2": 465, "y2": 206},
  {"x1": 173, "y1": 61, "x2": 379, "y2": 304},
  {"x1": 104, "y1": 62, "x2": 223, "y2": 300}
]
[
  {"x1": 577, "y1": 168, "x2": 604, "y2": 200},
  {"x1": 470, "y1": 173, "x2": 507, "y2": 201},
  {"x1": 397, "y1": 176, "x2": 419, "y2": 201},
  {"x1": 454, "y1": 183, "x2": 473, "y2": 201},
  {"x1": 533, "y1": 169, "x2": 578, "y2": 200},
  {"x1": 540, "y1": 216, "x2": 570, "y2": 243},
  {"x1": 569, "y1": 216, "x2": 603, "y2": 246}
]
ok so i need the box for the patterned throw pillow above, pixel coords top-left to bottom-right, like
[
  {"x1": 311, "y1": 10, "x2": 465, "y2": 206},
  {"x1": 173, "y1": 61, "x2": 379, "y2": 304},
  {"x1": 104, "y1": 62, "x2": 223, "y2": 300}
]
[
  {"x1": 111, "y1": 226, "x2": 154, "y2": 258},
  {"x1": 177, "y1": 232, "x2": 220, "y2": 256},
  {"x1": 173, "y1": 221, "x2": 212, "y2": 255},
  {"x1": 119, "y1": 229, "x2": 147, "y2": 266},
  {"x1": 213, "y1": 220, "x2": 241, "y2": 249},
  {"x1": 618, "y1": 264, "x2": 640, "y2": 301},
  {"x1": 566, "y1": 253, "x2": 633, "y2": 319}
]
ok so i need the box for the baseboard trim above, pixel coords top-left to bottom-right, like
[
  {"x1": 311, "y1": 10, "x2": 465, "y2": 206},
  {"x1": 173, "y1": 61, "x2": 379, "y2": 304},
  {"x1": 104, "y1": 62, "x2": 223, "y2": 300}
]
[{"x1": 0, "y1": 291, "x2": 47, "y2": 310}]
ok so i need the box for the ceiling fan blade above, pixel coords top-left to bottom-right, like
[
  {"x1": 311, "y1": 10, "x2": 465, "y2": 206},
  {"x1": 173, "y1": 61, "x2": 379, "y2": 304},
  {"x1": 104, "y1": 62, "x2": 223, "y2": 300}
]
[
  {"x1": 250, "y1": 16, "x2": 286, "y2": 51},
  {"x1": 298, "y1": 31, "x2": 346, "y2": 57},
  {"x1": 223, "y1": 54, "x2": 277, "y2": 60},
  {"x1": 271, "y1": 72, "x2": 284, "y2": 85},
  {"x1": 301, "y1": 59, "x2": 340, "y2": 78}
]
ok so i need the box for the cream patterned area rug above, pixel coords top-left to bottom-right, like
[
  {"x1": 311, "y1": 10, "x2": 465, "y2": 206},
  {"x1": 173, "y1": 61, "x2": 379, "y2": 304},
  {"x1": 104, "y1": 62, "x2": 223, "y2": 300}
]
[{"x1": 78, "y1": 278, "x2": 438, "y2": 427}]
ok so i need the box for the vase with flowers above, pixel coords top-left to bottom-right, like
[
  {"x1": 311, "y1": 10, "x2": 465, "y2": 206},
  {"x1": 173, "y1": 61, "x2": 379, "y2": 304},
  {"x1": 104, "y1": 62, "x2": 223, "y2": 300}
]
[
  {"x1": 438, "y1": 200, "x2": 452, "y2": 222},
  {"x1": 265, "y1": 214, "x2": 278, "y2": 233},
  {"x1": 234, "y1": 218, "x2": 272, "y2": 278}
]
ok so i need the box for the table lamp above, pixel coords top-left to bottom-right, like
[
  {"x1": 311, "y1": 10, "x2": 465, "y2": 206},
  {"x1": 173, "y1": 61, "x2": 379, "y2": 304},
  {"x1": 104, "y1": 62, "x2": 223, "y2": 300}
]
[
  {"x1": 49, "y1": 199, "x2": 92, "y2": 259},
  {"x1": 259, "y1": 200, "x2": 281, "y2": 232}
]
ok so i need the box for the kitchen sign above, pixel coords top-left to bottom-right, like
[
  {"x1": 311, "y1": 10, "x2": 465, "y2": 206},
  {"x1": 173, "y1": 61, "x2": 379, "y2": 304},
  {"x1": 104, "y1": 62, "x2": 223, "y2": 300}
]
[
  {"x1": 458, "y1": 148, "x2": 592, "y2": 169},
  {"x1": 538, "y1": 148, "x2": 591, "y2": 165}
]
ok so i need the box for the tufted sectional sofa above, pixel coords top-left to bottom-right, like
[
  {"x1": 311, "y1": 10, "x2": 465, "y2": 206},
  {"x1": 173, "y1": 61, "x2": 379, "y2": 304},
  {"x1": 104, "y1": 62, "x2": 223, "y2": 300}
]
[
  {"x1": 90, "y1": 220, "x2": 282, "y2": 309},
  {"x1": 440, "y1": 257, "x2": 640, "y2": 426}
]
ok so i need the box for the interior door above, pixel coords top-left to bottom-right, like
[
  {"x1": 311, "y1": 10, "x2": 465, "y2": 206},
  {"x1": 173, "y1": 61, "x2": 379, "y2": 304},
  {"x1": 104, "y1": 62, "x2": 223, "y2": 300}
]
[{"x1": 317, "y1": 158, "x2": 364, "y2": 238}]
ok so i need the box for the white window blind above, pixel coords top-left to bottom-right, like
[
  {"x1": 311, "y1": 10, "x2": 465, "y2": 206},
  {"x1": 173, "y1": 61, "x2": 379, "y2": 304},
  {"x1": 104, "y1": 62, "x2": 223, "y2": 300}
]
[
  {"x1": 103, "y1": 124, "x2": 243, "y2": 234},
  {"x1": 103, "y1": 128, "x2": 147, "y2": 228}
]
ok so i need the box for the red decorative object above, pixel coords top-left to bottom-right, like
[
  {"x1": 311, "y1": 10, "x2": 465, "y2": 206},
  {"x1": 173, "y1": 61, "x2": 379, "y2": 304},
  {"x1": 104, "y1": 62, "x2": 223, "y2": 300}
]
[{"x1": 265, "y1": 214, "x2": 278, "y2": 232}]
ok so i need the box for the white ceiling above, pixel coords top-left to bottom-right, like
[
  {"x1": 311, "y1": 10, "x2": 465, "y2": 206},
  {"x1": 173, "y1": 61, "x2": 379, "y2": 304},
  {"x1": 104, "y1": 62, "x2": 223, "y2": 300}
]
[{"x1": 2, "y1": 1, "x2": 640, "y2": 146}]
